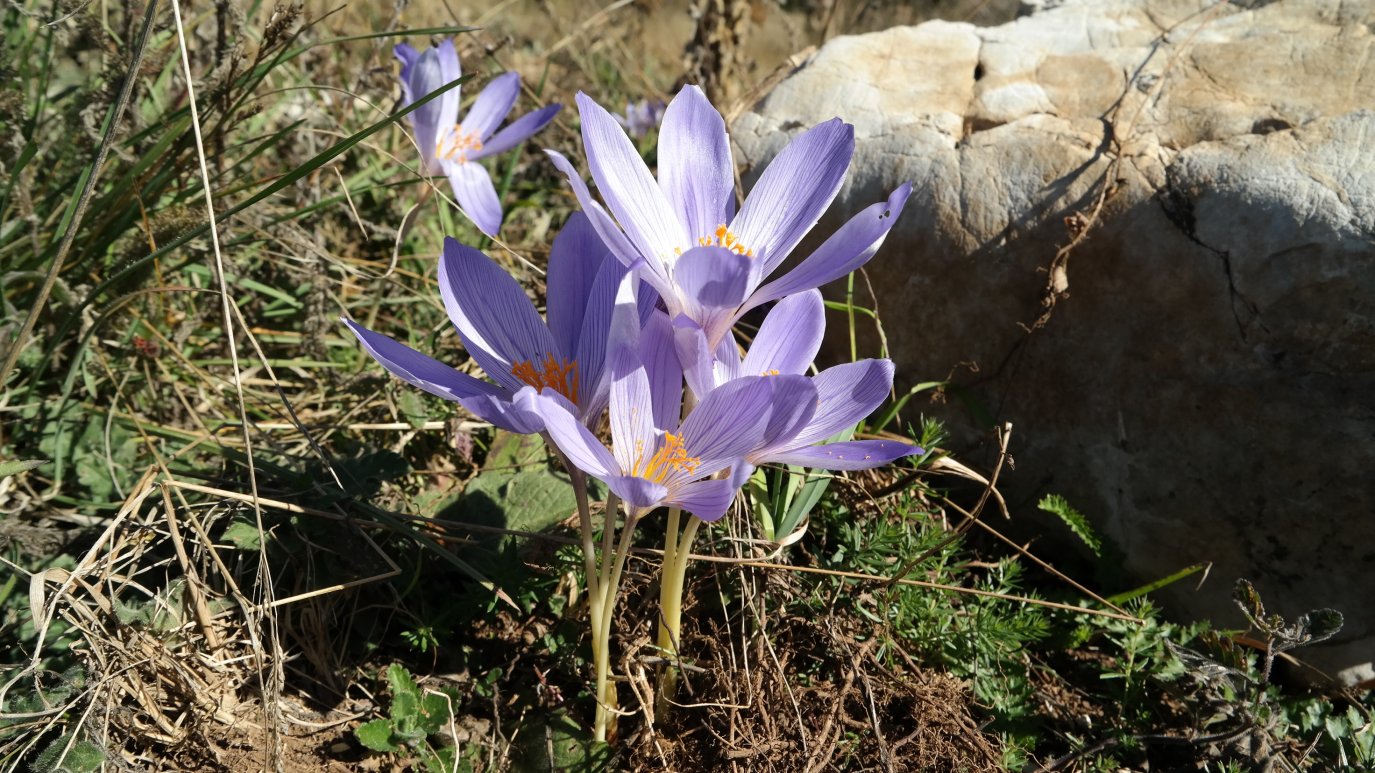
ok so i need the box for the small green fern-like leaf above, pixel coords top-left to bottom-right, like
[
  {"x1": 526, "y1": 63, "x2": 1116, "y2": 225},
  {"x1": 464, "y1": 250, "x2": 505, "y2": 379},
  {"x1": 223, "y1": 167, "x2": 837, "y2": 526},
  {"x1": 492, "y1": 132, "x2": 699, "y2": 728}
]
[{"x1": 1037, "y1": 494, "x2": 1101, "y2": 556}]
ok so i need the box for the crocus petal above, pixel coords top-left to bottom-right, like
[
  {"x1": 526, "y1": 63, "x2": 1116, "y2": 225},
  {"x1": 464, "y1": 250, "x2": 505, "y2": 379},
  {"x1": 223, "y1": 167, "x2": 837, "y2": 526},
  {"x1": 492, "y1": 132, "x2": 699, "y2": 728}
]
[
  {"x1": 462, "y1": 386, "x2": 545, "y2": 434},
  {"x1": 533, "y1": 392, "x2": 619, "y2": 479},
  {"x1": 638, "y1": 311, "x2": 683, "y2": 432},
  {"x1": 664, "y1": 478, "x2": 738, "y2": 522},
  {"x1": 577, "y1": 91, "x2": 688, "y2": 265},
  {"x1": 546, "y1": 212, "x2": 606, "y2": 358},
  {"x1": 758, "y1": 374, "x2": 818, "y2": 452},
  {"x1": 671, "y1": 245, "x2": 752, "y2": 344},
  {"x1": 463, "y1": 72, "x2": 520, "y2": 141},
  {"x1": 671, "y1": 315, "x2": 714, "y2": 400},
  {"x1": 730, "y1": 118, "x2": 853, "y2": 274},
  {"x1": 677, "y1": 376, "x2": 775, "y2": 474},
  {"x1": 545, "y1": 149, "x2": 672, "y2": 292},
  {"x1": 607, "y1": 347, "x2": 656, "y2": 474},
  {"x1": 394, "y1": 44, "x2": 419, "y2": 104},
  {"x1": 657, "y1": 85, "x2": 734, "y2": 242},
  {"x1": 344, "y1": 319, "x2": 502, "y2": 403},
  {"x1": 788, "y1": 359, "x2": 895, "y2": 448},
  {"x1": 740, "y1": 289, "x2": 824, "y2": 377},
  {"x1": 769, "y1": 439, "x2": 922, "y2": 471},
  {"x1": 571, "y1": 249, "x2": 626, "y2": 421},
  {"x1": 475, "y1": 104, "x2": 562, "y2": 159},
  {"x1": 604, "y1": 474, "x2": 669, "y2": 511},
  {"x1": 712, "y1": 330, "x2": 743, "y2": 386},
  {"x1": 444, "y1": 161, "x2": 503, "y2": 236},
  {"x1": 438, "y1": 238, "x2": 560, "y2": 395},
  {"x1": 743, "y1": 183, "x2": 912, "y2": 313},
  {"x1": 406, "y1": 41, "x2": 462, "y2": 171}
]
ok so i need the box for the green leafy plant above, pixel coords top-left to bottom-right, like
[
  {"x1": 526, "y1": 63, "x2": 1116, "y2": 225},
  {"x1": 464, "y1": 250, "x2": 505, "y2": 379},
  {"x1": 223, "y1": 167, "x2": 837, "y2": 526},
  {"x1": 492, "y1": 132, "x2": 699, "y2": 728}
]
[{"x1": 355, "y1": 664, "x2": 464, "y2": 773}]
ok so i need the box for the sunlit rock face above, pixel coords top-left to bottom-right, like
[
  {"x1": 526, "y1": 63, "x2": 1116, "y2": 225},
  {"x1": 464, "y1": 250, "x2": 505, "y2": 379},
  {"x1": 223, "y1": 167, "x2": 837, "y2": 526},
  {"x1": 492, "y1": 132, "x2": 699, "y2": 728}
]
[{"x1": 733, "y1": 0, "x2": 1375, "y2": 678}]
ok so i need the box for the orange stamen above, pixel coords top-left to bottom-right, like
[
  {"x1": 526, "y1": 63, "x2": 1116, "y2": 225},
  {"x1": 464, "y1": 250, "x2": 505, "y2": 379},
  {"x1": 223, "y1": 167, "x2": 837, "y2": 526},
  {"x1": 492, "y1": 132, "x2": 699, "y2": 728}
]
[
  {"x1": 632, "y1": 433, "x2": 701, "y2": 484},
  {"x1": 511, "y1": 354, "x2": 580, "y2": 403},
  {"x1": 437, "y1": 126, "x2": 484, "y2": 163},
  {"x1": 696, "y1": 223, "x2": 754, "y2": 257}
]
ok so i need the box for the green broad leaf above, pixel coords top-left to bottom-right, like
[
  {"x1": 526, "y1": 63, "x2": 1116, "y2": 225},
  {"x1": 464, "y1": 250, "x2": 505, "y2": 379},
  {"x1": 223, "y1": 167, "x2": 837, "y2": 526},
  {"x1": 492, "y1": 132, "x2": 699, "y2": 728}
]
[
  {"x1": 399, "y1": 389, "x2": 428, "y2": 429},
  {"x1": 419, "y1": 692, "x2": 452, "y2": 735},
  {"x1": 31, "y1": 734, "x2": 103, "y2": 773},
  {"x1": 392, "y1": 690, "x2": 419, "y2": 723},
  {"x1": 221, "y1": 515, "x2": 265, "y2": 551},
  {"x1": 0, "y1": 459, "x2": 45, "y2": 477},
  {"x1": 387, "y1": 663, "x2": 421, "y2": 705},
  {"x1": 355, "y1": 719, "x2": 399, "y2": 752},
  {"x1": 1037, "y1": 494, "x2": 1102, "y2": 557}
]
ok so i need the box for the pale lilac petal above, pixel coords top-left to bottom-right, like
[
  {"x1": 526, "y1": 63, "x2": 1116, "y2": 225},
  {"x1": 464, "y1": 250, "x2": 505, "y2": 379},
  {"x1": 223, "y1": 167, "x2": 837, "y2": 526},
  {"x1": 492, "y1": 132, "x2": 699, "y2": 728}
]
[
  {"x1": 769, "y1": 439, "x2": 922, "y2": 471},
  {"x1": 534, "y1": 393, "x2": 618, "y2": 478},
  {"x1": 740, "y1": 289, "x2": 824, "y2": 377},
  {"x1": 571, "y1": 250, "x2": 626, "y2": 421},
  {"x1": 464, "y1": 386, "x2": 545, "y2": 434},
  {"x1": 671, "y1": 315, "x2": 714, "y2": 400},
  {"x1": 405, "y1": 41, "x2": 462, "y2": 171},
  {"x1": 475, "y1": 104, "x2": 561, "y2": 159},
  {"x1": 664, "y1": 478, "x2": 738, "y2": 522},
  {"x1": 730, "y1": 118, "x2": 853, "y2": 274},
  {"x1": 711, "y1": 330, "x2": 742, "y2": 386},
  {"x1": 788, "y1": 359, "x2": 894, "y2": 447},
  {"x1": 638, "y1": 312, "x2": 682, "y2": 432},
  {"x1": 744, "y1": 184, "x2": 911, "y2": 313},
  {"x1": 671, "y1": 245, "x2": 752, "y2": 344},
  {"x1": 678, "y1": 376, "x2": 774, "y2": 474},
  {"x1": 577, "y1": 91, "x2": 688, "y2": 263},
  {"x1": 605, "y1": 474, "x2": 669, "y2": 511},
  {"x1": 546, "y1": 212, "x2": 606, "y2": 357},
  {"x1": 438, "y1": 238, "x2": 559, "y2": 395},
  {"x1": 545, "y1": 149, "x2": 673, "y2": 296},
  {"x1": 657, "y1": 85, "x2": 734, "y2": 242},
  {"x1": 608, "y1": 347, "x2": 656, "y2": 474},
  {"x1": 394, "y1": 44, "x2": 420, "y2": 104},
  {"x1": 463, "y1": 72, "x2": 519, "y2": 141},
  {"x1": 344, "y1": 319, "x2": 502, "y2": 402},
  {"x1": 758, "y1": 374, "x2": 818, "y2": 452},
  {"x1": 444, "y1": 161, "x2": 503, "y2": 236}
]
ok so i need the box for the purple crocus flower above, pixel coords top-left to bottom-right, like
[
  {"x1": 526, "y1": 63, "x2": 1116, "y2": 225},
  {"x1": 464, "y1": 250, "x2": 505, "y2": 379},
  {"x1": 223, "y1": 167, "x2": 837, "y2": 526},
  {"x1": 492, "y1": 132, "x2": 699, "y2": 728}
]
[
  {"x1": 344, "y1": 214, "x2": 623, "y2": 434},
  {"x1": 534, "y1": 328, "x2": 810, "y2": 522},
  {"x1": 613, "y1": 99, "x2": 666, "y2": 138},
  {"x1": 546, "y1": 84, "x2": 911, "y2": 347},
  {"x1": 395, "y1": 39, "x2": 562, "y2": 236},
  {"x1": 698, "y1": 290, "x2": 924, "y2": 477}
]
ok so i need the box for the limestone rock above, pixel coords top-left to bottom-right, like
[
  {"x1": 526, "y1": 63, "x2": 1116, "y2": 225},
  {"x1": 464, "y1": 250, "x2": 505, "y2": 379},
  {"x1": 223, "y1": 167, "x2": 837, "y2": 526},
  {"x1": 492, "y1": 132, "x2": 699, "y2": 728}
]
[{"x1": 733, "y1": 0, "x2": 1375, "y2": 675}]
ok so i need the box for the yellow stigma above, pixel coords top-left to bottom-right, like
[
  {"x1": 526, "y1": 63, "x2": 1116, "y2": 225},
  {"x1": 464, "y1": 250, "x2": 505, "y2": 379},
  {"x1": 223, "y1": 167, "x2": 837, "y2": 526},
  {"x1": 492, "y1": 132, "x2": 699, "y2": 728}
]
[
  {"x1": 437, "y1": 126, "x2": 483, "y2": 162},
  {"x1": 762, "y1": 368, "x2": 780, "y2": 376},
  {"x1": 632, "y1": 433, "x2": 701, "y2": 484},
  {"x1": 697, "y1": 223, "x2": 754, "y2": 257},
  {"x1": 511, "y1": 355, "x2": 579, "y2": 403}
]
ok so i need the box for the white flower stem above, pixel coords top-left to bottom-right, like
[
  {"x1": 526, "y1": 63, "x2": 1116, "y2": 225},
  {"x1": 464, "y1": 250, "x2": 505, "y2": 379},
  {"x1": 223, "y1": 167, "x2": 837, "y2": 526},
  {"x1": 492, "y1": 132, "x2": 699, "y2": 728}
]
[{"x1": 591, "y1": 494, "x2": 638, "y2": 744}]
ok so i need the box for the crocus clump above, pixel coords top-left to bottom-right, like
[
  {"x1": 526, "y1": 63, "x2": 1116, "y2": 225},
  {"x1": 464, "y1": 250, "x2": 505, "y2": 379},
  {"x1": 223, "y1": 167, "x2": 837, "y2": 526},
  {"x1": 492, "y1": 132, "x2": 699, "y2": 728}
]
[
  {"x1": 395, "y1": 38, "x2": 561, "y2": 236},
  {"x1": 349, "y1": 76, "x2": 922, "y2": 744}
]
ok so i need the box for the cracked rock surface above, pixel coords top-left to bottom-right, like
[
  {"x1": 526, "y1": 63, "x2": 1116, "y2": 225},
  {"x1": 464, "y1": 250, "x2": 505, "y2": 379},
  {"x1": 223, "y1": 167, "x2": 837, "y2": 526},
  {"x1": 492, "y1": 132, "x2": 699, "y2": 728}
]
[{"x1": 733, "y1": 0, "x2": 1375, "y2": 676}]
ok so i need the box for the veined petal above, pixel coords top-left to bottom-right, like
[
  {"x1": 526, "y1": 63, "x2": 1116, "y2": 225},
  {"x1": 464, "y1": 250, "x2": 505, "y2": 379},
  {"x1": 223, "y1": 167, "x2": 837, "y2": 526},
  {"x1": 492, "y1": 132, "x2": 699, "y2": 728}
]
[
  {"x1": 544, "y1": 149, "x2": 671, "y2": 293},
  {"x1": 463, "y1": 71, "x2": 520, "y2": 141},
  {"x1": 671, "y1": 315, "x2": 714, "y2": 401},
  {"x1": 577, "y1": 91, "x2": 688, "y2": 264},
  {"x1": 711, "y1": 330, "x2": 743, "y2": 387},
  {"x1": 671, "y1": 245, "x2": 752, "y2": 345},
  {"x1": 677, "y1": 376, "x2": 775, "y2": 474},
  {"x1": 740, "y1": 289, "x2": 824, "y2": 377},
  {"x1": 343, "y1": 319, "x2": 502, "y2": 402},
  {"x1": 438, "y1": 238, "x2": 559, "y2": 395},
  {"x1": 657, "y1": 85, "x2": 734, "y2": 241},
  {"x1": 571, "y1": 245, "x2": 626, "y2": 422},
  {"x1": 475, "y1": 104, "x2": 562, "y2": 159},
  {"x1": 463, "y1": 387, "x2": 545, "y2": 434},
  {"x1": 769, "y1": 439, "x2": 922, "y2": 471},
  {"x1": 533, "y1": 392, "x2": 618, "y2": 479},
  {"x1": 407, "y1": 41, "x2": 462, "y2": 170},
  {"x1": 546, "y1": 212, "x2": 606, "y2": 358},
  {"x1": 394, "y1": 44, "x2": 420, "y2": 104},
  {"x1": 608, "y1": 347, "x2": 656, "y2": 474},
  {"x1": 758, "y1": 374, "x2": 818, "y2": 453},
  {"x1": 730, "y1": 118, "x2": 853, "y2": 275},
  {"x1": 444, "y1": 161, "x2": 504, "y2": 236},
  {"x1": 788, "y1": 359, "x2": 894, "y2": 448},
  {"x1": 744, "y1": 183, "x2": 911, "y2": 313},
  {"x1": 638, "y1": 311, "x2": 683, "y2": 432},
  {"x1": 604, "y1": 474, "x2": 669, "y2": 511},
  {"x1": 664, "y1": 478, "x2": 739, "y2": 522}
]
